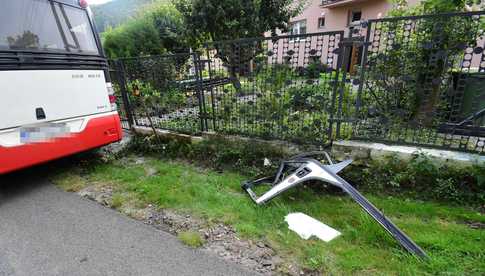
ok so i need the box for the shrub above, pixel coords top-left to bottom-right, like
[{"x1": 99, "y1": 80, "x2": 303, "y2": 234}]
[
  {"x1": 124, "y1": 79, "x2": 187, "y2": 117},
  {"x1": 103, "y1": 2, "x2": 188, "y2": 58},
  {"x1": 111, "y1": 194, "x2": 125, "y2": 209},
  {"x1": 103, "y1": 16, "x2": 163, "y2": 58},
  {"x1": 304, "y1": 60, "x2": 329, "y2": 79},
  {"x1": 348, "y1": 153, "x2": 485, "y2": 205},
  {"x1": 255, "y1": 63, "x2": 294, "y2": 93}
]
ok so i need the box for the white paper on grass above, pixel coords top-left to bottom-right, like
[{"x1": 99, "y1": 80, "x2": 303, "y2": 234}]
[{"x1": 284, "y1": 212, "x2": 341, "y2": 242}]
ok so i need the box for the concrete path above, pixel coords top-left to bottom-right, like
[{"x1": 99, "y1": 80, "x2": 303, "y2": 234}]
[{"x1": 0, "y1": 170, "x2": 255, "y2": 276}]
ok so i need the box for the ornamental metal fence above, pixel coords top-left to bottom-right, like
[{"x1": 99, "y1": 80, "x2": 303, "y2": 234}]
[
  {"x1": 110, "y1": 11, "x2": 485, "y2": 154},
  {"x1": 199, "y1": 31, "x2": 345, "y2": 145}
]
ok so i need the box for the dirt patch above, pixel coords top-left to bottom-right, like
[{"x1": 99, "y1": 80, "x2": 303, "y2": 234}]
[
  {"x1": 79, "y1": 185, "x2": 114, "y2": 207},
  {"x1": 77, "y1": 185, "x2": 310, "y2": 275},
  {"x1": 146, "y1": 209, "x2": 280, "y2": 275}
]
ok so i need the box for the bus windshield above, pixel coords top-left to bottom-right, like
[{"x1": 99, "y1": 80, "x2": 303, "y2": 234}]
[{"x1": 0, "y1": 0, "x2": 99, "y2": 55}]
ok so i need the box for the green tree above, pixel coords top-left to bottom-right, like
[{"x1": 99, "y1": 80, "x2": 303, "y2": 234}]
[
  {"x1": 103, "y1": 2, "x2": 188, "y2": 58},
  {"x1": 175, "y1": 0, "x2": 306, "y2": 90},
  {"x1": 148, "y1": 3, "x2": 188, "y2": 54},
  {"x1": 175, "y1": 0, "x2": 305, "y2": 44}
]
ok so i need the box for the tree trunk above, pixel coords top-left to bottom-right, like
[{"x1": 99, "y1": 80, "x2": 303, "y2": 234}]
[
  {"x1": 229, "y1": 63, "x2": 242, "y2": 93},
  {"x1": 413, "y1": 53, "x2": 447, "y2": 126}
]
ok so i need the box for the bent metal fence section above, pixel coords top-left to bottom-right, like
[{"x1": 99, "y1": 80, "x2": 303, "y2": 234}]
[
  {"x1": 111, "y1": 11, "x2": 485, "y2": 154},
  {"x1": 110, "y1": 53, "x2": 203, "y2": 134}
]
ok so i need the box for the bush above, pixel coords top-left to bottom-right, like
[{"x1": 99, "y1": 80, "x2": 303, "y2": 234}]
[
  {"x1": 103, "y1": 16, "x2": 163, "y2": 58},
  {"x1": 103, "y1": 2, "x2": 188, "y2": 58},
  {"x1": 255, "y1": 64, "x2": 294, "y2": 93},
  {"x1": 124, "y1": 79, "x2": 187, "y2": 116},
  {"x1": 304, "y1": 60, "x2": 329, "y2": 79},
  {"x1": 346, "y1": 153, "x2": 485, "y2": 205}
]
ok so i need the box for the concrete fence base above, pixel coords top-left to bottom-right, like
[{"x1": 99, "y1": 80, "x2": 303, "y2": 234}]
[{"x1": 133, "y1": 126, "x2": 485, "y2": 167}]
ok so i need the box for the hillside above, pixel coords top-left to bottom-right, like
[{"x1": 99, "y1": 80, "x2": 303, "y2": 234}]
[{"x1": 91, "y1": 0, "x2": 159, "y2": 32}]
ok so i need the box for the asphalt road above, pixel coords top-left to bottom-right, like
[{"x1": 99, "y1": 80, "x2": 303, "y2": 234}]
[{"x1": 0, "y1": 168, "x2": 255, "y2": 276}]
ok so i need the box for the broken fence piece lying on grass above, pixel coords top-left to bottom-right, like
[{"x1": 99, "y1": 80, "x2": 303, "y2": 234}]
[
  {"x1": 241, "y1": 151, "x2": 428, "y2": 259},
  {"x1": 285, "y1": 212, "x2": 341, "y2": 242}
]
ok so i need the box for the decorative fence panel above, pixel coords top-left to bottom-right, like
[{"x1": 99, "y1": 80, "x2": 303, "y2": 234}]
[
  {"x1": 201, "y1": 31, "x2": 345, "y2": 145},
  {"x1": 348, "y1": 11, "x2": 485, "y2": 153}
]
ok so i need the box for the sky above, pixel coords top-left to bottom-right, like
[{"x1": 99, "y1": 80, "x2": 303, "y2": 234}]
[{"x1": 88, "y1": 0, "x2": 113, "y2": 5}]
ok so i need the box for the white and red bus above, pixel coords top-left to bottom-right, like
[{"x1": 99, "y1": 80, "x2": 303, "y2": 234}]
[{"x1": 0, "y1": 0, "x2": 122, "y2": 174}]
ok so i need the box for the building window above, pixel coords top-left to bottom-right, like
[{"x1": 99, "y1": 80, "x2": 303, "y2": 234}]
[
  {"x1": 289, "y1": 20, "x2": 306, "y2": 41},
  {"x1": 348, "y1": 10, "x2": 362, "y2": 25},
  {"x1": 318, "y1": 17, "x2": 326, "y2": 28}
]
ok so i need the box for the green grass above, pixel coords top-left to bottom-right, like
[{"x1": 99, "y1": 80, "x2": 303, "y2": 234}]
[
  {"x1": 50, "y1": 168, "x2": 87, "y2": 192},
  {"x1": 178, "y1": 231, "x2": 204, "y2": 248},
  {"x1": 111, "y1": 193, "x2": 125, "y2": 209},
  {"x1": 55, "y1": 156, "x2": 485, "y2": 275}
]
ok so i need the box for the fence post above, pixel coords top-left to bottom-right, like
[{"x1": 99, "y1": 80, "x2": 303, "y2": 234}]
[
  {"x1": 328, "y1": 32, "x2": 345, "y2": 143},
  {"x1": 205, "y1": 49, "x2": 217, "y2": 132},
  {"x1": 354, "y1": 20, "x2": 372, "y2": 119},
  {"x1": 331, "y1": 23, "x2": 367, "y2": 140},
  {"x1": 333, "y1": 31, "x2": 354, "y2": 139},
  {"x1": 192, "y1": 52, "x2": 208, "y2": 132},
  {"x1": 115, "y1": 60, "x2": 135, "y2": 129}
]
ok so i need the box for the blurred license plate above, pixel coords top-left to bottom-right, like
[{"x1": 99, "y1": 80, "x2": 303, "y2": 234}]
[{"x1": 20, "y1": 123, "x2": 70, "y2": 143}]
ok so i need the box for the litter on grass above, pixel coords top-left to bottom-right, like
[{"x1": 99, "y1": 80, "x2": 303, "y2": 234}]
[
  {"x1": 285, "y1": 212, "x2": 341, "y2": 242},
  {"x1": 242, "y1": 151, "x2": 428, "y2": 259}
]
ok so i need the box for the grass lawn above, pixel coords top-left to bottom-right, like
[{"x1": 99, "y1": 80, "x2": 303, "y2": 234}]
[{"x1": 53, "y1": 155, "x2": 485, "y2": 275}]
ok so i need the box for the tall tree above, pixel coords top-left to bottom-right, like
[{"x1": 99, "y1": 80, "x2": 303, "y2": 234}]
[
  {"x1": 175, "y1": 0, "x2": 306, "y2": 90},
  {"x1": 175, "y1": 0, "x2": 306, "y2": 44}
]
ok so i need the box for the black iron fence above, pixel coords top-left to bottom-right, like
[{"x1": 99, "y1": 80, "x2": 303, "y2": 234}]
[
  {"x1": 108, "y1": 60, "x2": 130, "y2": 129},
  {"x1": 200, "y1": 31, "x2": 345, "y2": 145},
  {"x1": 111, "y1": 11, "x2": 485, "y2": 154}
]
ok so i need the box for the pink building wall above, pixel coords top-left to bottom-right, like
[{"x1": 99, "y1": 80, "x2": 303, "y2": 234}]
[{"x1": 290, "y1": 0, "x2": 420, "y2": 33}]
